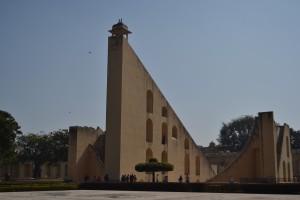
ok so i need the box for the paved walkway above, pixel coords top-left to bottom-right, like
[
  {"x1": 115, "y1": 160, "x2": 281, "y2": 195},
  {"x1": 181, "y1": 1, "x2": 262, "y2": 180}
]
[{"x1": 0, "y1": 190, "x2": 299, "y2": 200}]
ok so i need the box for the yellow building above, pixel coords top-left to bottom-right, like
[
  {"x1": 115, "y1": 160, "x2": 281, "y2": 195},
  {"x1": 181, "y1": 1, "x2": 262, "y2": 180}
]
[
  {"x1": 0, "y1": 21, "x2": 294, "y2": 184},
  {"x1": 67, "y1": 21, "x2": 293, "y2": 183},
  {"x1": 0, "y1": 162, "x2": 67, "y2": 180},
  {"x1": 292, "y1": 149, "x2": 300, "y2": 181},
  {"x1": 209, "y1": 112, "x2": 293, "y2": 183},
  {"x1": 67, "y1": 20, "x2": 215, "y2": 183}
]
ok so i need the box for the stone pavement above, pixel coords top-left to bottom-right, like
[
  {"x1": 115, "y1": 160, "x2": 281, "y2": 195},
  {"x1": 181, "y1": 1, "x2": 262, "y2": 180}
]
[{"x1": 0, "y1": 190, "x2": 299, "y2": 200}]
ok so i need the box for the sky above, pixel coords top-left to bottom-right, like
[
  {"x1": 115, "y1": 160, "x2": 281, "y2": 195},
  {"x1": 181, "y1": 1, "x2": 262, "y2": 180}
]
[{"x1": 0, "y1": 0, "x2": 299, "y2": 146}]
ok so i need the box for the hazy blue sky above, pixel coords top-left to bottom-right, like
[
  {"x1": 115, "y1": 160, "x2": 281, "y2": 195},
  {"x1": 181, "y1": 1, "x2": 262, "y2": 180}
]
[{"x1": 1, "y1": 0, "x2": 299, "y2": 146}]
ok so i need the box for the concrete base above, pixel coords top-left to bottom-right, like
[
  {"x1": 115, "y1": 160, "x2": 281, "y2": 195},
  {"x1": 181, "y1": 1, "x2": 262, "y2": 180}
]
[
  {"x1": 0, "y1": 190, "x2": 299, "y2": 200},
  {"x1": 79, "y1": 182, "x2": 300, "y2": 194}
]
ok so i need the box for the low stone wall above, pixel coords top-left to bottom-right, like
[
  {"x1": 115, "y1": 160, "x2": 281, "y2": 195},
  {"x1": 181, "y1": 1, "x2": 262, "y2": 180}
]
[{"x1": 78, "y1": 182, "x2": 300, "y2": 194}]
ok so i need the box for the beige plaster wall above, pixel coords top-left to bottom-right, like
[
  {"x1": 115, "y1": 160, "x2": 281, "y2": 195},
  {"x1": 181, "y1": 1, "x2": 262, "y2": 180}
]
[
  {"x1": 204, "y1": 152, "x2": 239, "y2": 174},
  {"x1": 105, "y1": 36, "x2": 123, "y2": 181},
  {"x1": 208, "y1": 135, "x2": 260, "y2": 182},
  {"x1": 67, "y1": 127, "x2": 105, "y2": 182},
  {"x1": 277, "y1": 125, "x2": 293, "y2": 181},
  {"x1": 260, "y1": 112, "x2": 277, "y2": 178},
  {"x1": 105, "y1": 36, "x2": 214, "y2": 182},
  {"x1": 208, "y1": 112, "x2": 293, "y2": 183},
  {"x1": 0, "y1": 162, "x2": 67, "y2": 179},
  {"x1": 292, "y1": 150, "x2": 300, "y2": 180}
]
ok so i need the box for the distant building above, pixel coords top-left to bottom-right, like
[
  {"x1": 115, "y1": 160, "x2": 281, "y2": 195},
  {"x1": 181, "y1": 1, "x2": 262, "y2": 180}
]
[
  {"x1": 292, "y1": 149, "x2": 300, "y2": 181},
  {"x1": 199, "y1": 142, "x2": 239, "y2": 174},
  {"x1": 0, "y1": 162, "x2": 67, "y2": 180},
  {"x1": 208, "y1": 112, "x2": 293, "y2": 183},
  {"x1": 203, "y1": 147, "x2": 299, "y2": 182}
]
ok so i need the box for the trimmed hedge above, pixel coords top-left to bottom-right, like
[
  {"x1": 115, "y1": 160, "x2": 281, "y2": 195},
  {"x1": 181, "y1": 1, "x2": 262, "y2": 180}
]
[
  {"x1": 0, "y1": 181, "x2": 78, "y2": 192},
  {"x1": 135, "y1": 162, "x2": 174, "y2": 172},
  {"x1": 135, "y1": 157, "x2": 174, "y2": 173}
]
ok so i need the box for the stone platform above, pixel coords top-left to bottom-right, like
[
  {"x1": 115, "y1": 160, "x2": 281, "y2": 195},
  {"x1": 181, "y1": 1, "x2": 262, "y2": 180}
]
[{"x1": 0, "y1": 190, "x2": 299, "y2": 200}]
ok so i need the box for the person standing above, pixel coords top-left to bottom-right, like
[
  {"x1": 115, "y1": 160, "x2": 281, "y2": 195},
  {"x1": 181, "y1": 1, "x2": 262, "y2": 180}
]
[
  {"x1": 178, "y1": 175, "x2": 183, "y2": 183},
  {"x1": 185, "y1": 175, "x2": 190, "y2": 183},
  {"x1": 104, "y1": 174, "x2": 109, "y2": 182}
]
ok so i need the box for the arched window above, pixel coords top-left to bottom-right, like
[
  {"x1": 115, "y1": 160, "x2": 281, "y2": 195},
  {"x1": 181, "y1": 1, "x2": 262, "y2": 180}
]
[
  {"x1": 64, "y1": 164, "x2": 68, "y2": 177},
  {"x1": 288, "y1": 162, "x2": 291, "y2": 182},
  {"x1": 184, "y1": 138, "x2": 189, "y2": 149},
  {"x1": 196, "y1": 156, "x2": 200, "y2": 175},
  {"x1": 286, "y1": 136, "x2": 290, "y2": 158},
  {"x1": 185, "y1": 154, "x2": 190, "y2": 175},
  {"x1": 146, "y1": 119, "x2": 153, "y2": 143},
  {"x1": 162, "y1": 151, "x2": 168, "y2": 163},
  {"x1": 56, "y1": 164, "x2": 61, "y2": 177},
  {"x1": 283, "y1": 161, "x2": 286, "y2": 182},
  {"x1": 46, "y1": 165, "x2": 52, "y2": 177},
  {"x1": 162, "y1": 123, "x2": 168, "y2": 145},
  {"x1": 146, "y1": 148, "x2": 153, "y2": 163},
  {"x1": 162, "y1": 106, "x2": 168, "y2": 117},
  {"x1": 146, "y1": 90, "x2": 153, "y2": 113},
  {"x1": 172, "y1": 126, "x2": 178, "y2": 139},
  {"x1": 12, "y1": 164, "x2": 20, "y2": 177},
  {"x1": 24, "y1": 163, "x2": 31, "y2": 177}
]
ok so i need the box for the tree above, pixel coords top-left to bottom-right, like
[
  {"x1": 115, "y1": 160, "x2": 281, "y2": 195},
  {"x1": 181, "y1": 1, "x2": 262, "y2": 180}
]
[
  {"x1": 217, "y1": 115, "x2": 300, "y2": 152},
  {"x1": 135, "y1": 158, "x2": 174, "y2": 182},
  {"x1": 47, "y1": 129, "x2": 69, "y2": 165},
  {"x1": 16, "y1": 129, "x2": 69, "y2": 178},
  {"x1": 217, "y1": 115, "x2": 255, "y2": 152},
  {"x1": 290, "y1": 128, "x2": 300, "y2": 150},
  {"x1": 0, "y1": 110, "x2": 22, "y2": 166},
  {"x1": 16, "y1": 133, "x2": 50, "y2": 178}
]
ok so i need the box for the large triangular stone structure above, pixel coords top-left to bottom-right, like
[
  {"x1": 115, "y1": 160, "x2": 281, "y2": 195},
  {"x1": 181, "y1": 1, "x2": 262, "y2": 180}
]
[
  {"x1": 104, "y1": 20, "x2": 214, "y2": 182},
  {"x1": 67, "y1": 21, "x2": 293, "y2": 183}
]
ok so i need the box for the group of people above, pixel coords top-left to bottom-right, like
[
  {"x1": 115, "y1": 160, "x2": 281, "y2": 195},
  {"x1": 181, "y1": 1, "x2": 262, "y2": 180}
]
[
  {"x1": 93, "y1": 175, "x2": 102, "y2": 183},
  {"x1": 155, "y1": 174, "x2": 169, "y2": 183},
  {"x1": 85, "y1": 174, "x2": 109, "y2": 183},
  {"x1": 4, "y1": 174, "x2": 11, "y2": 181},
  {"x1": 120, "y1": 174, "x2": 137, "y2": 183},
  {"x1": 178, "y1": 174, "x2": 189, "y2": 183},
  {"x1": 85, "y1": 173, "x2": 191, "y2": 183}
]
